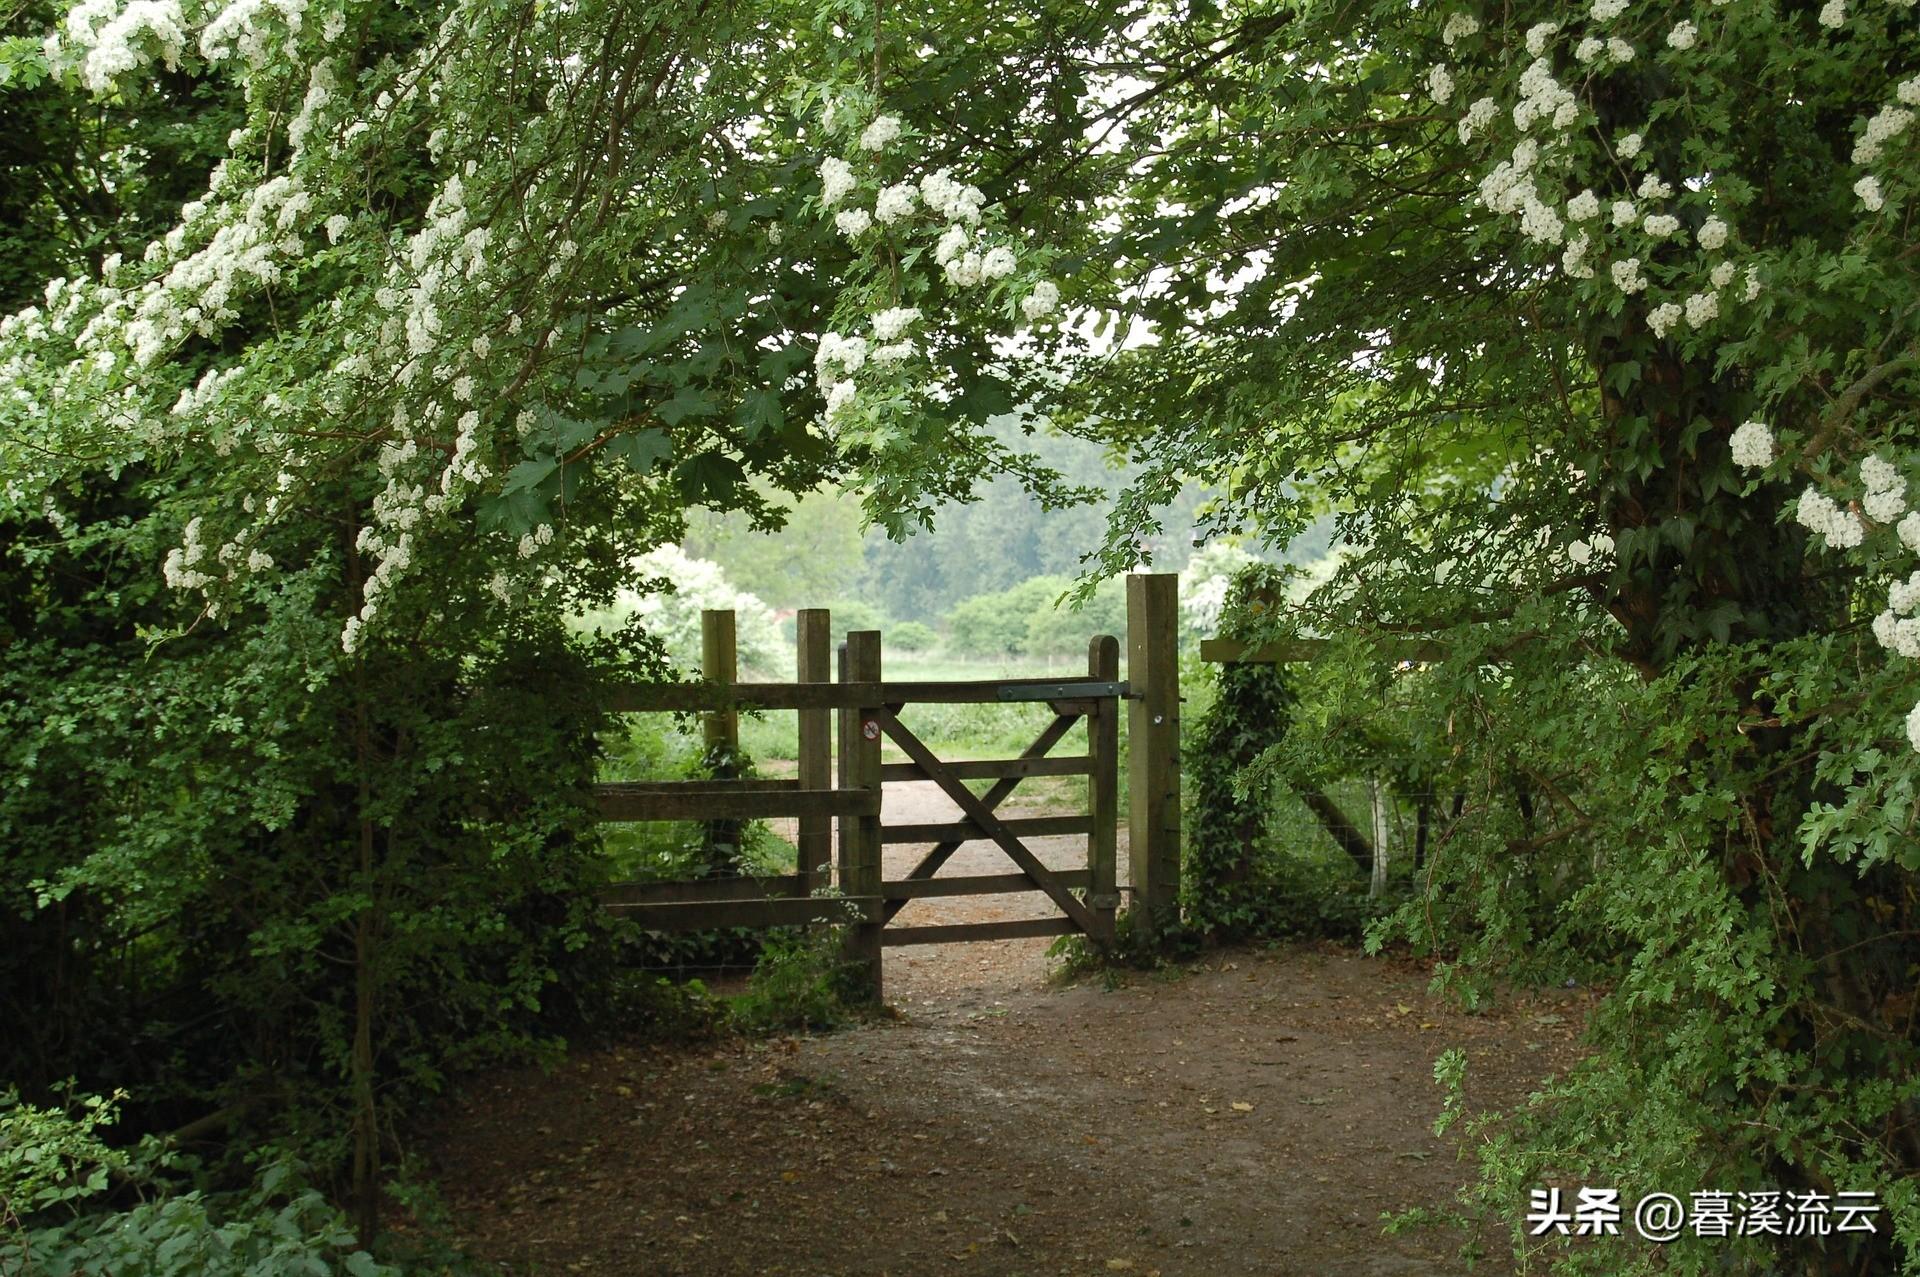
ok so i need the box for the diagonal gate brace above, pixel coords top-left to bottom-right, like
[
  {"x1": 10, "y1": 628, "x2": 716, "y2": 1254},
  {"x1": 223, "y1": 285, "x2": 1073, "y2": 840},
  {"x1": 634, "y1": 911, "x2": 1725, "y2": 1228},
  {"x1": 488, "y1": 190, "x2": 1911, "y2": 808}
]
[
  {"x1": 873, "y1": 709, "x2": 1100, "y2": 937},
  {"x1": 881, "y1": 710, "x2": 1082, "y2": 922}
]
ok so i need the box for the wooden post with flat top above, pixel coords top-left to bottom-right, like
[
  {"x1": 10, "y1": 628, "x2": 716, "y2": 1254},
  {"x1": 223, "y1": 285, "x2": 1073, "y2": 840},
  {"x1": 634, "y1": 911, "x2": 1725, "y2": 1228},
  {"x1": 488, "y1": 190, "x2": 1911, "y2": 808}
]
[
  {"x1": 794, "y1": 609, "x2": 832, "y2": 891},
  {"x1": 1086, "y1": 633, "x2": 1121, "y2": 945},
  {"x1": 700, "y1": 609, "x2": 739, "y2": 876},
  {"x1": 1126, "y1": 573, "x2": 1181, "y2": 938},
  {"x1": 838, "y1": 630, "x2": 884, "y2": 1000}
]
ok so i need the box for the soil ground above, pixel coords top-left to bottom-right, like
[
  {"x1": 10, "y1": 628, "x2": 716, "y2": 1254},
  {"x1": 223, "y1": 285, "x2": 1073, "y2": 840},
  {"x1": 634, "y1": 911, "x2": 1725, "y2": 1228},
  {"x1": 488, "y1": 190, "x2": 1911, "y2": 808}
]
[{"x1": 428, "y1": 779, "x2": 1594, "y2": 1276}]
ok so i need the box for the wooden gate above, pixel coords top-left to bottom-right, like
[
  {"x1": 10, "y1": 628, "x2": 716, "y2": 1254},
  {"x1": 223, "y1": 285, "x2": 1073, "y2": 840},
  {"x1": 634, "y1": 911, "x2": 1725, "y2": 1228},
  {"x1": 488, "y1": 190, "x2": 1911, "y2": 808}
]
[
  {"x1": 595, "y1": 575, "x2": 1182, "y2": 998},
  {"x1": 833, "y1": 629, "x2": 1121, "y2": 994}
]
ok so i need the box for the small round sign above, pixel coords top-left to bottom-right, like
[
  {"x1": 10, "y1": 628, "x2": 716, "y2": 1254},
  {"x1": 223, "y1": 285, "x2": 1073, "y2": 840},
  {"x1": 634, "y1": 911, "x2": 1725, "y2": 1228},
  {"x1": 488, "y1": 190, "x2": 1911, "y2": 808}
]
[{"x1": 861, "y1": 718, "x2": 880, "y2": 740}]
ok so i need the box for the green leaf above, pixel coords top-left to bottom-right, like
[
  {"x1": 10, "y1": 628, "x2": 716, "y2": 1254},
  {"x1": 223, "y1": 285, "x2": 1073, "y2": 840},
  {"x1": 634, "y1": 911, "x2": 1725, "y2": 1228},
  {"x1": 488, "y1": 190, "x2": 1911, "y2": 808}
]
[
  {"x1": 953, "y1": 375, "x2": 1016, "y2": 421},
  {"x1": 657, "y1": 384, "x2": 717, "y2": 426},
  {"x1": 605, "y1": 428, "x2": 673, "y2": 474},
  {"x1": 735, "y1": 388, "x2": 783, "y2": 439},
  {"x1": 501, "y1": 457, "x2": 558, "y2": 495}
]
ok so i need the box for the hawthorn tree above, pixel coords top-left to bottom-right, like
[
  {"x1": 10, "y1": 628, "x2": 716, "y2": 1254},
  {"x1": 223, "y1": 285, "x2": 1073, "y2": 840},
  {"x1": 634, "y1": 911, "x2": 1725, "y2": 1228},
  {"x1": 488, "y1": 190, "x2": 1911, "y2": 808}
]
[{"x1": 1, "y1": 0, "x2": 1079, "y2": 1243}]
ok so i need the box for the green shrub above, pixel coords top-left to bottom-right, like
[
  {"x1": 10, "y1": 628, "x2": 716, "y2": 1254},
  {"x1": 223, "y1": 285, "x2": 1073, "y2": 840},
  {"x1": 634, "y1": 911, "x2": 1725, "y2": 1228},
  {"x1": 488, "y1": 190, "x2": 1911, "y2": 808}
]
[
  {"x1": 727, "y1": 923, "x2": 868, "y2": 1034},
  {"x1": 888, "y1": 620, "x2": 938, "y2": 651},
  {"x1": 0, "y1": 1091, "x2": 402, "y2": 1277},
  {"x1": 946, "y1": 577, "x2": 1066, "y2": 657},
  {"x1": 826, "y1": 598, "x2": 887, "y2": 643}
]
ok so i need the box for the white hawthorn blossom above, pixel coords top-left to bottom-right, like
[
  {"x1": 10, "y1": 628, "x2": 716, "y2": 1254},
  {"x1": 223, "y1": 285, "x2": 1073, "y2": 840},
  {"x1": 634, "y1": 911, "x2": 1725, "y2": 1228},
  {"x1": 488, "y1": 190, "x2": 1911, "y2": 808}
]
[
  {"x1": 1022, "y1": 280, "x2": 1060, "y2": 320},
  {"x1": 871, "y1": 307, "x2": 920, "y2": 341},
  {"x1": 934, "y1": 225, "x2": 969, "y2": 265},
  {"x1": 874, "y1": 182, "x2": 918, "y2": 224},
  {"x1": 1684, "y1": 291, "x2": 1719, "y2": 328},
  {"x1": 820, "y1": 157, "x2": 857, "y2": 207},
  {"x1": 1730, "y1": 420, "x2": 1773, "y2": 470},
  {"x1": 858, "y1": 114, "x2": 902, "y2": 151},
  {"x1": 1457, "y1": 97, "x2": 1499, "y2": 144}
]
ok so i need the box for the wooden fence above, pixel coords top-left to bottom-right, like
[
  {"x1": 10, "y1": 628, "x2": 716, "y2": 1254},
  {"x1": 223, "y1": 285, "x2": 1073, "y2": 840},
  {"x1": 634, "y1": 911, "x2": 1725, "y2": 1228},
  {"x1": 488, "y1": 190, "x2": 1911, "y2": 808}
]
[{"x1": 594, "y1": 573, "x2": 1184, "y2": 998}]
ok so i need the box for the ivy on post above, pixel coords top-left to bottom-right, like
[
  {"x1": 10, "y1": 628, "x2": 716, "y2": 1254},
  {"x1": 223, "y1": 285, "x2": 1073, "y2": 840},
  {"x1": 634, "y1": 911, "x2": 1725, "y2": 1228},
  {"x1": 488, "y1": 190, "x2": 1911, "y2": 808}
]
[{"x1": 1126, "y1": 573, "x2": 1181, "y2": 939}]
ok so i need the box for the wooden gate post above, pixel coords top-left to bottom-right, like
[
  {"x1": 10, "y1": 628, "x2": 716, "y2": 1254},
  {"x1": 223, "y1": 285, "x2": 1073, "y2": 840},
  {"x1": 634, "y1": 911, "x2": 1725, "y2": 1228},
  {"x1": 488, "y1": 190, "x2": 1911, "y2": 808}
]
[
  {"x1": 794, "y1": 610, "x2": 832, "y2": 890},
  {"x1": 1087, "y1": 634, "x2": 1121, "y2": 945},
  {"x1": 839, "y1": 630, "x2": 885, "y2": 1000},
  {"x1": 1126, "y1": 574, "x2": 1181, "y2": 939},
  {"x1": 701, "y1": 609, "x2": 739, "y2": 875}
]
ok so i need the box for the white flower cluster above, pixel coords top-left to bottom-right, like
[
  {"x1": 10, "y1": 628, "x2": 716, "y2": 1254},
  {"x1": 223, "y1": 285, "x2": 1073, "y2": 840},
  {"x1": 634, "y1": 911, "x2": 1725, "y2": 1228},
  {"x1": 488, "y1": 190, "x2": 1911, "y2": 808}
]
[
  {"x1": 1479, "y1": 140, "x2": 1564, "y2": 246},
  {"x1": 919, "y1": 169, "x2": 987, "y2": 224},
  {"x1": 806, "y1": 106, "x2": 1062, "y2": 440},
  {"x1": 201, "y1": 0, "x2": 312, "y2": 67},
  {"x1": 871, "y1": 307, "x2": 920, "y2": 341},
  {"x1": 1874, "y1": 555, "x2": 1920, "y2": 664},
  {"x1": 874, "y1": 182, "x2": 919, "y2": 224},
  {"x1": 1512, "y1": 58, "x2": 1579, "y2": 132},
  {"x1": 1853, "y1": 105, "x2": 1912, "y2": 164},
  {"x1": 859, "y1": 113, "x2": 902, "y2": 151},
  {"x1": 1441, "y1": 13, "x2": 1479, "y2": 46},
  {"x1": 54, "y1": 0, "x2": 188, "y2": 92},
  {"x1": 1861, "y1": 455, "x2": 1908, "y2": 524},
  {"x1": 1610, "y1": 257, "x2": 1646, "y2": 294},
  {"x1": 1428, "y1": 65, "x2": 1455, "y2": 106},
  {"x1": 515, "y1": 522, "x2": 554, "y2": 560},
  {"x1": 1456, "y1": 97, "x2": 1498, "y2": 144},
  {"x1": 815, "y1": 332, "x2": 868, "y2": 385},
  {"x1": 1729, "y1": 419, "x2": 1773, "y2": 469},
  {"x1": 1796, "y1": 487, "x2": 1867, "y2": 550},
  {"x1": 1022, "y1": 280, "x2": 1060, "y2": 320},
  {"x1": 1561, "y1": 231, "x2": 1595, "y2": 279},
  {"x1": 820, "y1": 157, "x2": 857, "y2": 207},
  {"x1": 162, "y1": 515, "x2": 214, "y2": 591}
]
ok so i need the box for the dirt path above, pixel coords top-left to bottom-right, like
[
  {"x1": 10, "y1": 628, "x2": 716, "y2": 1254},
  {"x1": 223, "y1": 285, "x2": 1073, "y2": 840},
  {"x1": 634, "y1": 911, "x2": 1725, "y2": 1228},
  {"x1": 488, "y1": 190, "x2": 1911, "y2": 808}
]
[{"x1": 428, "y1": 780, "x2": 1593, "y2": 1275}]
